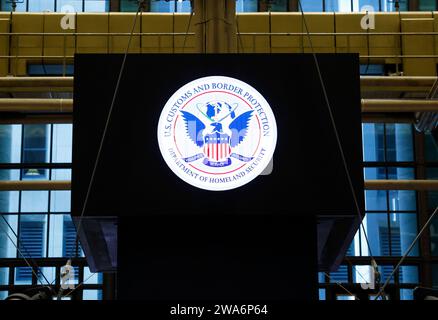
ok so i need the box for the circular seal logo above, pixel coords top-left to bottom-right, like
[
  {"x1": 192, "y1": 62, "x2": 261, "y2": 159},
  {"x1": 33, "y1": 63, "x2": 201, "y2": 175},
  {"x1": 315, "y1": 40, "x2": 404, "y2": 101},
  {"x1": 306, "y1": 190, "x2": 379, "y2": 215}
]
[{"x1": 157, "y1": 76, "x2": 277, "y2": 191}]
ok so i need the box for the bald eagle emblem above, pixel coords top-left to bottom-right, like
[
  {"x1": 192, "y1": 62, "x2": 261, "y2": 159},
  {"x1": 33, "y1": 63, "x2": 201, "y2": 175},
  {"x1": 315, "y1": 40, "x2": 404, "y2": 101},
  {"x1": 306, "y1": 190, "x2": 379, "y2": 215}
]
[{"x1": 180, "y1": 101, "x2": 254, "y2": 167}]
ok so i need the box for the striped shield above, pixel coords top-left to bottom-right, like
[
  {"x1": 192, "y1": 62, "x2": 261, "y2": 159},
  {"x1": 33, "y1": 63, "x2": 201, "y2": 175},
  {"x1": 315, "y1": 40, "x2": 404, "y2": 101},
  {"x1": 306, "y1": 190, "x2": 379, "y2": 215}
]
[{"x1": 203, "y1": 132, "x2": 231, "y2": 162}]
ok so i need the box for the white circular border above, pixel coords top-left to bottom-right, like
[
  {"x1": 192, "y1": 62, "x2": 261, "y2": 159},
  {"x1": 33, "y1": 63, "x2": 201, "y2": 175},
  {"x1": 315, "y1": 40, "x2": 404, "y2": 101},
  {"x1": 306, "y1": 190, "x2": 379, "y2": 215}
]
[{"x1": 157, "y1": 76, "x2": 277, "y2": 191}]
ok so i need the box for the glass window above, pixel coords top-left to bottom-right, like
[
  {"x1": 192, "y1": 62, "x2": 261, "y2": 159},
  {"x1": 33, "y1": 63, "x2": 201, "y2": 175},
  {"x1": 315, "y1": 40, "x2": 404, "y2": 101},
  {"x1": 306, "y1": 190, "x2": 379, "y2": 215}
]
[
  {"x1": 84, "y1": 0, "x2": 109, "y2": 12},
  {"x1": 84, "y1": 267, "x2": 103, "y2": 284},
  {"x1": 0, "y1": 215, "x2": 18, "y2": 258},
  {"x1": 388, "y1": 190, "x2": 416, "y2": 211},
  {"x1": 51, "y1": 169, "x2": 72, "y2": 181},
  {"x1": 326, "y1": 0, "x2": 352, "y2": 12},
  {"x1": 432, "y1": 264, "x2": 438, "y2": 288},
  {"x1": 18, "y1": 214, "x2": 48, "y2": 259},
  {"x1": 56, "y1": 0, "x2": 83, "y2": 12},
  {"x1": 362, "y1": 124, "x2": 385, "y2": 162},
  {"x1": 21, "y1": 191, "x2": 49, "y2": 213},
  {"x1": 390, "y1": 213, "x2": 419, "y2": 256},
  {"x1": 360, "y1": 64, "x2": 385, "y2": 75},
  {"x1": 365, "y1": 190, "x2": 387, "y2": 211},
  {"x1": 427, "y1": 168, "x2": 438, "y2": 210},
  {"x1": 400, "y1": 289, "x2": 414, "y2": 300},
  {"x1": 269, "y1": 0, "x2": 287, "y2": 11},
  {"x1": 399, "y1": 266, "x2": 419, "y2": 283},
  {"x1": 50, "y1": 191, "x2": 71, "y2": 212},
  {"x1": 22, "y1": 125, "x2": 50, "y2": 164},
  {"x1": 1, "y1": 0, "x2": 27, "y2": 11},
  {"x1": 83, "y1": 289, "x2": 103, "y2": 300},
  {"x1": 28, "y1": 0, "x2": 55, "y2": 12},
  {"x1": 0, "y1": 125, "x2": 22, "y2": 163},
  {"x1": 330, "y1": 265, "x2": 348, "y2": 283},
  {"x1": 319, "y1": 288, "x2": 326, "y2": 300},
  {"x1": 0, "y1": 267, "x2": 9, "y2": 285},
  {"x1": 356, "y1": 0, "x2": 381, "y2": 11},
  {"x1": 120, "y1": 0, "x2": 138, "y2": 11},
  {"x1": 150, "y1": 0, "x2": 191, "y2": 12},
  {"x1": 385, "y1": 124, "x2": 414, "y2": 162},
  {"x1": 236, "y1": 0, "x2": 258, "y2": 12},
  {"x1": 425, "y1": 133, "x2": 438, "y2": 162},
  {"x1": 419, "y1": 0, "x2": 437, "y2": 10},
  {"x1": 431, "y1": 216, "x2": 438, "y2": 256},
  {"x1": 378, "y1": 265, "x2": 395, "y2": 283},
  {"x1": 363, "y1": 213, "x2": 390, "y2": 256},
  {"x1": 52, "y1": 124, "x2": 73, "y2": 163},
  {"x1": 301, "y1": 0, "x2": 323, "y2": 11},
  {"x1": 336, "y1": 295, "x2": 356, "y2": 300},
  {"x1": 0, "y1": 170, "x2": 20, "y2": 213},
  {"x1": 27, "y1": 64, "x2": 74, "y2": 76}
]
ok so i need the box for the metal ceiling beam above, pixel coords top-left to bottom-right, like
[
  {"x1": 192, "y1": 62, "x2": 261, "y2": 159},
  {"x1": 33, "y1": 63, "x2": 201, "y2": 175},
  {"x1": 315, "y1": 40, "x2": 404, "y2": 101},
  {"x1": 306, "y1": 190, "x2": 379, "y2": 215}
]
[
  {"x1": 0, "y1": 77, "x2": 73, "y2": 92},
  {"x1": 1, "y1": 98, "x2": 436, "y2": 114},
  {"x1": 0, "y1": 98, "x2": 72, "y2": 113},
  {"x1": 0, "y1": 76, "x2": 436, "y2": 92},
  {"x1": 1, "y1": 180, "x2": 438, "y2": 191}
]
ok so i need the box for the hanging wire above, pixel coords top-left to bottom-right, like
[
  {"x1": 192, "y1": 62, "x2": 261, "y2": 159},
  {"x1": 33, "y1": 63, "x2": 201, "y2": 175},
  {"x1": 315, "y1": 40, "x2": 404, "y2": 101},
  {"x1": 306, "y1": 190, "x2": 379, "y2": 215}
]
[
  {"x1": 324, "y1": 272, "x2": 358, "y2": 300},
  {"x1": 70, "y1": 0, "x2": 145, "y2": 260},
  {"x1": 181, "y1": 1, "x2": 194, "y2": 53},
  {"x1": 296, "y1": 0, "x2": 375, "y2": 258},
  {"x1": 0, "y1": 215, "x2": 51, "y2": 286}
]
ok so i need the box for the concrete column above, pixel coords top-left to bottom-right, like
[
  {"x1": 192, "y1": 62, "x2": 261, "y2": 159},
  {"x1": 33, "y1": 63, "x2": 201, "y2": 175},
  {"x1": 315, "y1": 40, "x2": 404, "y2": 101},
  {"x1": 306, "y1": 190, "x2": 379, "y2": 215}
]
[{"x1": 193, "y1": 0, "x2": 237, "y2": 53}]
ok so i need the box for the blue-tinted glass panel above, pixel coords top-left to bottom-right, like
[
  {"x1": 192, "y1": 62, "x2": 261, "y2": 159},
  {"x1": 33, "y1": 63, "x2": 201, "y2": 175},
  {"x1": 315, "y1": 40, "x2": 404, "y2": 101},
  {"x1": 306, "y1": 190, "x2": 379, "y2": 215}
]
[
  {"x1": 330, "y1": 265, "x2": 348, "y2": 283},
  {"x1": 28, "y1": 0, "x2": 54, "y2": 11},
  {"x1": 363, "y1": 213, "x2": 389, "y2": 256},
  {"x1": 18, "y1": 214, "x2": 47, "y2": 258},
  {"x1": 27, "y1": 64, "x2": 74, "y2": 76},
  {"x1": 357, "y1": 0, "x2": 381, "y2": 11},
  {"x1": 0, "y1": 215, "x2": 18, "y2": 258},
  {"x1": 21, "y1": 191, "x2": 49, "y2": 213},
  {"x1": 84, "y1": 0, "x2": 109, "y2": 12},
  {"x1": 22, "y1": 125, "x2": 50, "y2": 164},
  {"x1": 360, "y1": 64, "x2": 385, "y2": 75},
  {"x1": 431, "y1": 216, "x2": 438, "y2": 256},
  {"x1": 387, "y1": 167, "x2": 414, "y2": 180},
  {"x1": 364, "y1": 167, "x2": 386, "y2": 180},
  {"x1": 0, "y1": 125, "x2": 22, "y2": 163},
  {"x1": 83, "y1": 289, "x2": 102, "y2": 300},
  {"x1": 390, "y1": 213, "x2": 419, "y2": 256},
  {"x1": 433, "y1": 264, "x2": 438, "y2": 288},
  {"x1": 236, "y1": 0, "x2": 258, "y2": 12},
  {"x1": 385, "y1": 124, "x2": 414, "y2": 162},
  {"x1": 269, "y1": 0, "x2": 287, "y2": 11},
  {"x1": 326, "y1": 0, "x2": 352, "y2": 12},
  {"x1": 362, "y1": 123, "x2": 385, "y2": 161},
  {"x1": 56, "y1": 0, "x2": 83, "y2": 12},
  {"x1": 0, "y1": 267, "x2": 8, "y2": 285},
  {"x1": 419, "y1": 0, "x2": 437, "y2": 10},
  {"x1": 400, "y1": 289, "x2": 414, "y2": 300},
  {"x1": 302, "y1": 0, "x2": 323, "y2": 11},
  {"x1": 150, "y1": 0, "x2": 191, "y2": 12},
  {"x1": 319, "y1": 288, "x2": 326, "y2": 300},
  {"x1": 378, "y1": 265, "x2": 394, "y2": 283},
  {"x1": 52, "y1": 124, "x2": 73, "y2": 163},
  {"x1": 365, "y1": 190, "x2": 387, "y2": 211},
  {"x1": 50, "y1": 191, "x2": 71, "y2": 212},
  {"x1": 84, "y1": 267, "x2": 103, "y2": 284},
  {"x1": 0, "y1": 170, "x2": 20, "y2": 213},
  {"x1": 1, "y1": 0, "x2": 27, "y2": 12},
  {"x1": 0, "y1": 291, "x2": 8, "y2": 299},
  {"x1": 399, "y1": 266, "x2": 419, "y2": 283},
  {"x1": 427, "y1": 168, "x2": 438, "y2": 210},
  {"x1": 388, "y1": 190, "x2": 416, "y2": 211},
  {"x1": 51, "y1": 169, "x2": 72, "y2": 180},
  {"x1": 336, "y1": 295, "x2": 356, "y2": 300},
  {"x1": 425, "y1": 133, "x2": 438, "y2": 162},
  {"x1": 120, "y1": 0, "x2": 137, "y2": 11},
  {"x1": 318, "y1": 272, "x2": 325, "y2": 283}
]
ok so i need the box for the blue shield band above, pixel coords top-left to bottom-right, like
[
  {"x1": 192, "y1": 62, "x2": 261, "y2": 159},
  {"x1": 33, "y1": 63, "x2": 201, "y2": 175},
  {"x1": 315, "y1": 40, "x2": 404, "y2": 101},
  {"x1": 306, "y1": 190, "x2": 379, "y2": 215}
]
[
  {"x1": 203, "y1": 158, "x2": 232, "y2": 167},
  {"x1": 230, "y1": 153, "x2": 254, "y2": 162},
  {"x1": 182, "y1": 153, "x2": 204, "y2": 163}
]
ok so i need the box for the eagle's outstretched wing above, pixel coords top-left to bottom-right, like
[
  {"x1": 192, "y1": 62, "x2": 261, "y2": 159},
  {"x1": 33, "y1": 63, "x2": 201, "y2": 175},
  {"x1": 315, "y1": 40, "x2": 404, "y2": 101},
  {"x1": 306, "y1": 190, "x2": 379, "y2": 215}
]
[
  {"x1": 229, "y1": 110, "x2": 254, "y2": 148},
  {"x1": 180, "y1": 110, "x2": 206, "y2": 147}
]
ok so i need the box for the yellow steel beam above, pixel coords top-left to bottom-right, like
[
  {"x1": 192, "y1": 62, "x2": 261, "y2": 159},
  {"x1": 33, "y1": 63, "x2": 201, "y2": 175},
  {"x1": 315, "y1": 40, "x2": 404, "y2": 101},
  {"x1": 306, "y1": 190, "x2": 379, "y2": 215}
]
[
  {"x1": 0, "y1": 98, "x2": 436, "y2": 114},
  {"x1": 0, "y1": 76, "x2": 73, "y2": 92},
  {"x1": 1, "y1": 180, "x2": 438, "y2": 191},
  {"x1": 0, "y1": 98, "x2": 72, "y2": 113},
  {"x1": 0, "y1": 76, "x2": 436, "y2": 92},
  {"x1": 361, "y1": 99, "x2": 438, "y2": 113}
]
